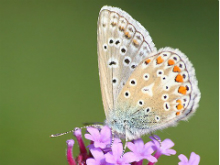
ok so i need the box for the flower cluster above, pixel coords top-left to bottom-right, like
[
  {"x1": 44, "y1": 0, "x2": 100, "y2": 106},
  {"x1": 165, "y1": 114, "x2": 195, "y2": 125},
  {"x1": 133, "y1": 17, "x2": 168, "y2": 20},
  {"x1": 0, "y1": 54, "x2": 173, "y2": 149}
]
[{"x1": 66, "y1": 126, "x2": 200, "y2": 165}]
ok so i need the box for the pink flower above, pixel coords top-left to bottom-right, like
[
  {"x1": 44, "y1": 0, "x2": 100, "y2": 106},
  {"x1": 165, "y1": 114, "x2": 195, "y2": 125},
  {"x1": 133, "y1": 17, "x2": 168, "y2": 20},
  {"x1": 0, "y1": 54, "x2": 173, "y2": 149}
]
[
  {"x1": 61, "y1": 126, "x2": 200, "y2": 165},
  {"x1": 85, "y1": 126, "x2": 111, "y2": 149},
  {"x1": 149, "y1": 135, "x2": 176, "y2": 156},
  {"x1": 66, "y1": 139, "x2": 76, "y2": 165},
  {"x1": 148, "y1": 135, "x2": 176, "y2": 165},
  {"x1": 86, "y1": 147, "x2": 113, "y2": 165},
  {"x1": 105, "y1": 142, "x2": 136, "y2": 165},
  {"x1": 127, "y1": 139, "x2": 157, "y2": 163},
  {"x1": 178, "y1": 152, "x2": 200, "y2": 165}
]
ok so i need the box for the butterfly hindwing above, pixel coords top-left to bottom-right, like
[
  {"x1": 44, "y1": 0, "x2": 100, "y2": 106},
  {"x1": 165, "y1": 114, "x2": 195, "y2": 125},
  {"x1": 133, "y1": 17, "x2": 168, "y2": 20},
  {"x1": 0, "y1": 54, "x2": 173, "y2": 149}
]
[{"x1": 116, "y1": 48, "x2": 200, "y2": 138}]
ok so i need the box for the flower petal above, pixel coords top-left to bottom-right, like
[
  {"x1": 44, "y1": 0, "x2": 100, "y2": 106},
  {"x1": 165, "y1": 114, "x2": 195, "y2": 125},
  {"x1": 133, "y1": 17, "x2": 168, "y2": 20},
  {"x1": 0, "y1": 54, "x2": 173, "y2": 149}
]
[
  {"x1": 123, "y1": 152, "x2": 138, "y2": 163},
  {"x1": 87, "y1": 127, "x2": 100, "y2": 140},
  {"x1": 161, "y1": 139, "x2": 175, "y2": 149},
  {"x1": 189, "y1": 152, "x2": 200, "y2": 165},
  {"x1": 127, "y1": 142, "x2": 136, "y2": 152},
  {"x1": 144, "y1": 154, "x2": 158, "y2": 163},
  {"x1": 105, "y1": 152, "x2": 116, "y2": 163},
  {"x1": 112, "y1": 142, "x2": 123, "y2": 157},
  {"x1": 90, "y1": 147, "x2": 104, "y2": 160},
  {"x1": 178, "y1": 154, "x2": 188, "y2": 163},
  {"x1": 164, "y1": 149, "x2": 176, "y2": 156},
  {"x1": 84, "y1": 134, "x2": 94, "y2": 141},
  {"x1": 143, "y1": 146, "x2": 154, "y2": 155},
  {"x1": 100, "y1": 126, "x2": 111, "y2": 142},
  {"x1": 94, "y1": 142, "x2": 106, "y2": 149},
  {"x1": 86, "y1": 158, "x2": 97, "y2": 165},
  {"x1": 144, "y1": 142, "x2": 154, "y2": 153},
  {"x1": 133, "y1": 138, "x2": 145, "y2": 148}
]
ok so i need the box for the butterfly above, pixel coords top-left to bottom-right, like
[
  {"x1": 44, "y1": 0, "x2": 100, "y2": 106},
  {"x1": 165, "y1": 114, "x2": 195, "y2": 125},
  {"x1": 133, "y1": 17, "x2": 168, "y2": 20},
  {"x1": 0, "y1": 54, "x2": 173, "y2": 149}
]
[{"x1": 97, "y1": 6, "x2": 201, "y2": 141}]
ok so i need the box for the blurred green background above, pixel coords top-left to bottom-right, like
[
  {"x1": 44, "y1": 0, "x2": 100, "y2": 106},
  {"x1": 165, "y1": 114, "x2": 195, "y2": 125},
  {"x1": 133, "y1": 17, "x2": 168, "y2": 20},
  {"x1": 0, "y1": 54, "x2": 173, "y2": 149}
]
[{"x1": 0, "y1": 0, "x2": 218, "y2": 164}]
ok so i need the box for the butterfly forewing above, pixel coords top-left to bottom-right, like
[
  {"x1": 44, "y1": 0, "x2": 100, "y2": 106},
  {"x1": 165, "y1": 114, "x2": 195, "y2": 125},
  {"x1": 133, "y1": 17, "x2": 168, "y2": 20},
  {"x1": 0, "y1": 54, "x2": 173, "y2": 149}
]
[{"x1": 98, "y1": 6, "x2": 156, "y2": 119}]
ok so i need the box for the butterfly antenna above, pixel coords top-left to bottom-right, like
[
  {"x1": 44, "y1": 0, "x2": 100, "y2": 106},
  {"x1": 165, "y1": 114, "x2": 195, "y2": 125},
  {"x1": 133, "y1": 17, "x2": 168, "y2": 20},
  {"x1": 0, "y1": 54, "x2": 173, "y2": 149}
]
[
  {"x1": 50, "y1": 124, "x2": 104, "y2": 138},
  {"x1": 50, "y1": 130, "x2": 74, "y2": 138}
]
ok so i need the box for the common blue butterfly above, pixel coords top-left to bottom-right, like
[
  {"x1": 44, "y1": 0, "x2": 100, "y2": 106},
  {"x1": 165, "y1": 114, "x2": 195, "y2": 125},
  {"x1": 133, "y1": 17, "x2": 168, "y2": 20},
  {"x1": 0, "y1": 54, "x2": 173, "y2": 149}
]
[
  {"x1": 97, "y1": 6, "x2": 201, "y2": 140},
  {"x1": 51, "y1": 6, "x2": 201, "y2": 142}
]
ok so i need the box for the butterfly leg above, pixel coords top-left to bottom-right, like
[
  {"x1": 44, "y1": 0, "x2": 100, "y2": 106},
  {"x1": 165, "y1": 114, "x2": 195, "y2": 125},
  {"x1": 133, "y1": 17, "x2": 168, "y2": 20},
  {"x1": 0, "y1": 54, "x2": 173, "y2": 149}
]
[
  {"x1": 122, "y1": 124, "x2": 129, "y2": 155},
  {"x1": 123, "y1": 138, "x2": 128, "y2": 154}
]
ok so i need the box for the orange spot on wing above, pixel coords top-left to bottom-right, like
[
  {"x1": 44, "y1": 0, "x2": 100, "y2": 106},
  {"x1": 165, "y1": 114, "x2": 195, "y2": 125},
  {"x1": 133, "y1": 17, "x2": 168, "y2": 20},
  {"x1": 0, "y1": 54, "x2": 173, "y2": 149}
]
[
  {"x1": 173, "y1": 66, "x2": 181, "y2": 72},
  {"x1": 133, "y1": 39, "x2": 139, "y2": 46},
  {"x1": 178, "y1": 86, "x2": 187, "y2": 95},
  {"x1": 175, "y1": 74, "x2": 184, "y2": 82},
  {"x1": 111, "y1": 22, "x2": 117, "y2": 26},
  {"x1": 176, "y1": 112, "x2": 181, "y2": 116},
  {"x1": 176, "y1": 99, "x2": 182, "y2": 104},
  {"x1": 177, "y1": 104, "x2": 183, "y2": 110},
  {"x1": 119, "y1": 26, "x2": 125, "y2": 31},
  {"x1": 145, "y1": 59, "x2": 151, "y2": 65},
  {"x1": 156, "y1": 56, "x2": 164, "y2": 64},
  {"x1": 124, "y1": 31, "x2": 131, "y2": 38},
  {"x1": 168, "y1": 59, "x2": 175, "y2": 66}
]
